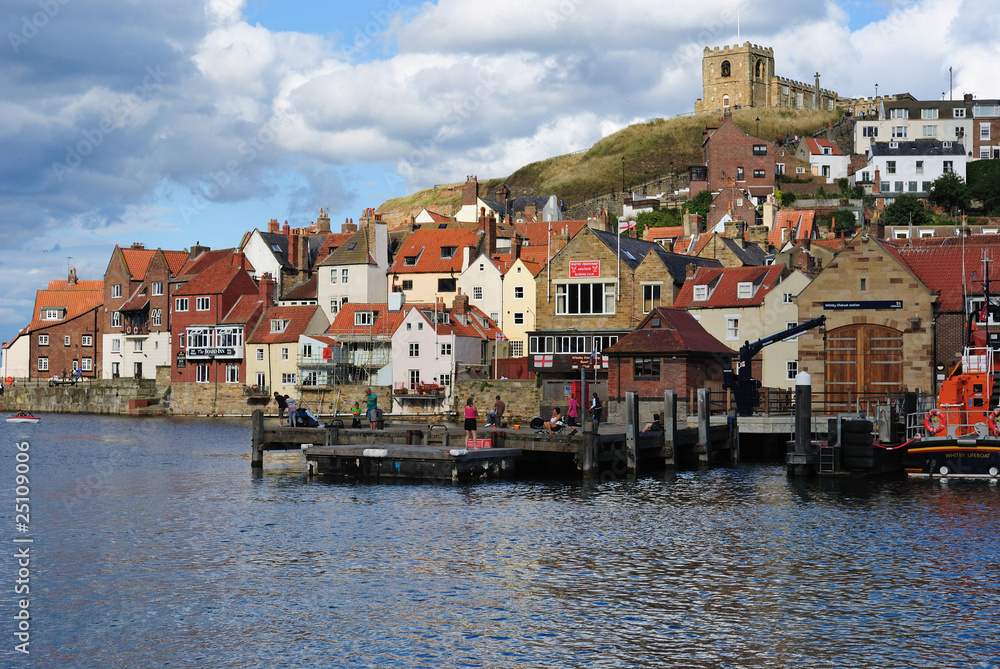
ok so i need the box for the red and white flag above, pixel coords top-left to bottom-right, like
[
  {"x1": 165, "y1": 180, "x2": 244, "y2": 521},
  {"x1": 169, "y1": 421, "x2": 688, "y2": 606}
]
[{"x1": 618, "y1": 219, "x2": 636, "y2": 233}]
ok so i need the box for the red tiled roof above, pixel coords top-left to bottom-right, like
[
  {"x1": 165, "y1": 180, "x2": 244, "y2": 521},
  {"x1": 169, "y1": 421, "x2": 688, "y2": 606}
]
[
  {"x1": 674, "y1": 265, "x2": 785, "y2": 308},
  {"x1": 163, "y1": 250, "x2": 192, "y2": 275},
  {"x1": 769, "y1": 210, "x2": 816, "y2": 247},
  {"x1": 409, "y1": 304, "x2": 502, "y2": 340},
  {"x1": 389, "y1": 228, "x2": 480, "y2": 274},
  {"x1": 174, "y1": 259, "x2": 249, "y2": 296},
  {"x1": 605, "y1": 307, "x2": 733, "y2": 356},
  {"x1": 246, "y1": 305, "x2": 322, "y2": 343},
  {"x1": 120, "y1": 248, "x2": 157, "y2": 278},
  {"x1": 29, "y1": 285, "x2": 105, "y2": 331},
  {"x1": 315, "y1": 232, "x2": 354, "y2": 263},
  {"x1": 517, "y1": 246, "x2": 550, "y2": 267},
  {"x1": 644, "y1": 226, "x2": 685, "y2": 241},
  {"x1": 47, "y1": 279, "x2": 103, "y2": 290},
  {"x1": 176, "y1": 249, "x2": 235, "y2": 278},
  {"x1": 514, "y1": 220, "x2": 588, "y2": 248},
  {"x1": 327, "y1": 303, "x2": 410, "y2": 337},
  {"x1": 805, "y1": 137, "x2": 843, "y2": 156},
  {"x1": 222, "y1": 294, "x2": 265, "y2": 325},
  {"x1": 894, "y1": 244, "x2": 997, "y2": 311},
  {"x1": 424, "y1": 209, "x2": 452, "y2": 222}
]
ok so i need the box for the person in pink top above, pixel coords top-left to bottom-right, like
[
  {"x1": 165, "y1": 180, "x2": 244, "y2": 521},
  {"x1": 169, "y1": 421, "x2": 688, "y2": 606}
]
[
  {"x1": 464, "y1": 396, "x2": 478, "y2": 447},
  {"x1": 566, "y1": 393, "x2": 579, "y2": 428}
]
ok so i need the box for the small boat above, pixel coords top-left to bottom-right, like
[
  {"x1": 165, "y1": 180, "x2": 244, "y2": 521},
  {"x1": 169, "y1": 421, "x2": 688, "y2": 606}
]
[{"x1": 6, "y1": 412, "x2": 40, "y2": 424}]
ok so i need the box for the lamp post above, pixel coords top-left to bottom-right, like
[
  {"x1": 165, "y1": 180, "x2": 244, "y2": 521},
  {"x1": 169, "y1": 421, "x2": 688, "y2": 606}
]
[
  {"x1": 621, "y1": 156, "x2": 626, "y2": 194},
  {"x1": 874, "y1": 82, "x2": 879, "y2": 99},
  {"x1": 755, "y1": 116, "x2": 760, "y2": 137}
]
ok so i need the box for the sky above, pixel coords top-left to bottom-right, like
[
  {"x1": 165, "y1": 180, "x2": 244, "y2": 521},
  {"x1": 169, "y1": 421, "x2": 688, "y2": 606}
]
[{"x1": 2, "y1": 0, "x2": 1000, "y2": 346}]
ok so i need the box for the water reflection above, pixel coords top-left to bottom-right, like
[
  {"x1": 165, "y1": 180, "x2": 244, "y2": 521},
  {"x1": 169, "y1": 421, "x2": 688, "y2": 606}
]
[{"x1": 3, "y1": 415, "x2": 1000, "y2": 668}]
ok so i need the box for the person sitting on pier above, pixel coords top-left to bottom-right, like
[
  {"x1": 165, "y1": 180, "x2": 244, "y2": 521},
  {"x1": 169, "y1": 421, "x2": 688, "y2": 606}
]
[
  {"x1": 543, "y1": 408, "x2": 565, "y2": 434},
  {"x1": 351, "y1": 401, "x2": 362, "y2": 428},
  {"x1": 485, "y1": 395, "x2": 505, "y2": 428},
  {"x1": 642, "y1": 414, "x2": 663, "y2": 433}
]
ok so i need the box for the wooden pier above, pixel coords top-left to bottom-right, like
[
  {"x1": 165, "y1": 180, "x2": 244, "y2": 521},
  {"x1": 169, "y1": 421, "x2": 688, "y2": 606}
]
[{"x1": 249, "y1": 390, "x2": 738, "y2": 481}]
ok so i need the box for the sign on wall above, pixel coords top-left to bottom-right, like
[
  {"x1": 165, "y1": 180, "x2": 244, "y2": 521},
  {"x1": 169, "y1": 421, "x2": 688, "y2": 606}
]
[
  {"x1": 822, "y1": 300, "x2": 903, "y2": 310},
  {"x1": 569, "y1": 261, "x2": 600, "y2": 278}
]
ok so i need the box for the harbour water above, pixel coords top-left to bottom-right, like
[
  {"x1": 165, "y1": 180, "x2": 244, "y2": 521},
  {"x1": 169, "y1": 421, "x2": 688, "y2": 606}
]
[{"x1": 3, "y1": 414, "x2": 1000, "y2": 668}]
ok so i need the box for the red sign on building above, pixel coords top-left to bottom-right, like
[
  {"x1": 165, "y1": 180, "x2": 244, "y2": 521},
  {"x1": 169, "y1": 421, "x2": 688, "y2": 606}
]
[{"x1": 569, "y1": 261, "x2": 600, "y2": 278}]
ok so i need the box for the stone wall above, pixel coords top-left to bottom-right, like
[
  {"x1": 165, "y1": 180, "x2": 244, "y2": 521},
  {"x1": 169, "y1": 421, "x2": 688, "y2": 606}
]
[
  {"x1": 2, "y1": 379, "x2": 159, "y2": 415},
  {"x1": 454, "y1": 378, "x2": 541, "y2": 426},
  {"x1": 167, "y1": 382, "x2": 393, "y2": 418}
]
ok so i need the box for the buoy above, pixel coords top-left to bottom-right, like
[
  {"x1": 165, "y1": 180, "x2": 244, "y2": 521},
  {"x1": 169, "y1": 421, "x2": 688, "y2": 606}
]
[{"x1": 924, "y1": 409, "x2": 947, "y2": 436}]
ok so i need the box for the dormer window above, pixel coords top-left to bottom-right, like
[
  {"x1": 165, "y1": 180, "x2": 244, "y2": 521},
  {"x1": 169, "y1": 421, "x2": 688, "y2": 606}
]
[
  {"x1": 355, "y1": 311, "x2": 375, "y2": 326},
  {"x1": 270, "y1": 319, "x2": 289, "y2": 333},
  {"x1": 693, "y1": 285, "x2": 708, "y2": 301},
  {"x1": 44, "y1": 309, "x2": 61, "y2": 320},
  {"x1": 404, "y1": 256, "x2": 418, "y2": 266},
  {"x1": 440, "y1": 246, "x2": 456, "y2": 259},
  {"x1": 737, "y1": 282, "x2": 753, "y2": 299}
]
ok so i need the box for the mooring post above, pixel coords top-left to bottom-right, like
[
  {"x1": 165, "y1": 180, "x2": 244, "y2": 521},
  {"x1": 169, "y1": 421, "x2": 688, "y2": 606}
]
[
  {"x1": 697, "y1": 388, "x2": 710, "y2": 463},
  {"x1": 625, "y1": 390, "x2": 639, "y2": 474},
  {"x1": 581, "y1": 429, "x2": 597, "y2": 478},
  {"x1": 251, "y1": 409, "x2": 264, "y2": 468},
  {"x1": 788, "y1": 371, "x2": 815, "y2": 476},
  {"x1": 662, "y1": 390, "x2": 677, "y2": 466}
]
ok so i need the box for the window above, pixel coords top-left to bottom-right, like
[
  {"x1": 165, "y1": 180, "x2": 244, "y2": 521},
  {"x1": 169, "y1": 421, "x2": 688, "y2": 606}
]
[
  {"x1": 860, "y1": 278, "x2": 867, "y2": 292},
  {"x1": 152, "y1": 281, "x2": 163, "y2": 296},
  {"x1": 886, "y1": 161, "x2": 896, "y2": 174},
  {"x1": 693, "y1": 285, "x2": 708, "y2": 301},
  {"x1": 726, "y1": 316, "x2": 740, "y2": 340},
  {"x1": 909, "y1": 181, "x2": 918, "y2": 192},
  {"x1": 151, "y1": 309, "x2": 161, "y2": 326},
  {"x1": 178, "y1": 332, "x2": 185, "y2": 349},
  {"x1": 796, "y1": 167, "x2": 806, "y2": 174},
  {"x1": 82, "y1": 357, "x2": 92, "y2": 371},
  {"x1": 862, "y1": 126, "x2": 878, "y2": 138},
  {"x1": 329, "y1": 299, "x2": 338, "y2": 315},
  {"x1": 112, "y1": 284, "x2": 122, "y2": 298},
  {"x1": 440, "y1": 246, "x2": 456, "y2": 259},
  {"x1": 329, "y1": 268, "x2": 337, "y2": 284},
  {"x1": 890, "y1": 108, "x2": 908, "y2": 119},
  {"x1": 72, "y1": 360, "x2": 79, "y2": 371},
  {"x1": 786, "y1": 360, "x2": 798, "y2": 380},
  {"x1": 880, "y1": 181, "x2": 890, "y2": 193},
  {"x1": 753, "y1": 144, "x2": 767, "y2": 155},
  {"x1": 281, "y1": 373, "x2": 296, "y2": 385},
  {"x1": 954, "y1": 108, "x2": 967, "y2": 118},
  {"x1": 753, "y1": 169, "x2": 766, "y2": 179},
  {"x1": 980, "y1": 123, "x2": 991, "y2": 140},
  {"x1": 82, "y1": 335, "x2": 92, "y2": 346},
  {"x1": 196, "y1": 365, "x2": 210, "y2": 383},
  {"x1": 439, "y1": 372, "x2": 450, "y2": 388},
  {"x1": 634, "y1": 357, "x2": 660, "y2": 378},
  {"x1": 892, "y1": 126, "x2": 907, "y2": 138},
  {"x1": 196, "y1": 297, "x2": 210, "y2": 311},
  {"x1": 555, "y1": 283, "x2": 614, "y2": 315},
  {"x1": 490, "y1": 312, "x2": 499, "y2": 324},
  {"x1": 277, "y1": 346, "x2": 287, "y2": 361},
  {"x1": 921, "y1": 108, "x2": 939, "y2": 120},
  {"x1": 438, "y1": 278, "x2": 456, "y2": 292},
  {"x1": 982, "y1": 148, "x2": 991, "y2": 159},
  {"x1": 175, "y1": 298, "x2": 188, "y2": 311},
  {"x1": 342, "y1": 269, "x2": 349, "y2": 283},
  {"x1": 301, "y1": 371, "x2": 317, "y2": 386},
  {"x1": 775, "y1": 163, "x2": 785, "y2": 176},
  {"x1": 736, "y1": 166, "x2": 744, "y2": 181},
  {"x1": 256, "y1": 372, "x2": 266, "y2": 388},
  {"x1": 782, "y1": 292, "x2": 793, "y2": 304},
  {"x1": 511, "y1": 340, "x2": 524, "y2": 357},
  {"x1": 43, "y1": 309, "x2": 60, "y2": 320},
  {"x1": 112, "y1": 338, "x2": 121, "y2": 353},
  {"x1": 134, "y1": 339, "x2": 143, "y2": 352},
  {"x1": 514, "y1": 286, "x2": 524, "y2": 299},
  {"x1": 514, "y1": 312, "x2": 524, "y2": 325},
  {"x1": 721, "y1": 60, "x2": 731, "y2": 77},
  {"x1": 64, "y1": 335, "x2": 71, "y2": 346},
  {"x1": 406, "y1": 322, "x2": 411, "y2": 331},
  {"x1": 529, "y1": 336, "x2": 554, "y2": 354},
  {"x1": 112, "y1": 312, "x2": 121, "y2": 328},
  {"x1": 479, "y1": 262, "x2": 485, "y2": 272},
  {"x1": 944, "y1": 161, "x2": 954, "y2": 174},
  {"x1": 37, "y1": 357, "x2": 48, "y2": 371},
  {"x1": 922, "y1": 125, "x2": 937, "y2": 137},
  {"x1": 226, "y1": 365, "x2": 240, "y2": 383},
  {"x1": 354, "y1": 311, "x2": 374, "y2": 326},
  {"x1": 403, "y1": 256, "x2": 418, "y2": 266},
  {"x1": 256, "y1": 348, "x2": 264, "y2": 361},
  {"x1": 409, "y1": 369, "x2": 420, "y2": 390},
  {"x1": 737, "y1": 282, "x2": 753, "y2": 299},
  {"x1": 473, "y1": 286, "x2": 483, "y2": 300},
  {"x1": 409, "y1": 343, "x2": 419, "y2": 357},
  {"x1": 895, "y1": 181, "x2": 904, "y2": 192},
  {"x1": 642, "y1": 284, "x2": 661, "y2": 313},
  {"x1": 440, "y1": 342, "x2": 452, "y2": 356},
  {"x1": 915, "y1": 160, "x2": 924, "y2": 175},
  {"x1": 270, "y1": 319, "x2": 289, "y2": 333},
  {"x1": 922, "y1": 181, "x2": 932, "y2": 192},
  {"x1": 38, "y1": 334, "x2": 49, "y2": 346}
]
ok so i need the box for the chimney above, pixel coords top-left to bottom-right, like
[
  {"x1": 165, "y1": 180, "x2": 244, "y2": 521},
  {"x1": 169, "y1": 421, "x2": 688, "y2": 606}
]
[
  {"x1": 268, "y1": 218, "x2": 279, "y2": 234},
  {"x1": 317, "y1": 208, "x2": 330, "y2": 234},
  {"x1": 462, "y1": 246, "x2": 471, "y2": 272},
  {"x1": 463, "y1": 176, "x2": 479, "y2": 207},
  {"x1": 342, "y1": 217, "x2": 358, "y2": 233},
  {"x1": 258, "y1": 273, "x2": 276, "y2": 308},
  {"x1": 131, "y1": 242, "x2": 144, "y2": 250},
  {"x1": 68, "y1": 267, "x2": 77, "y2": 285},
  {"x1": 685, "y1": 264, "x2": 698, "y2": 280},
  {"x1": 287, "y1": 230, "x2": 298, "y2": 268},
  {"x1": 282, "y1": 220, "x2": 290, "y2": 235},
  {"x1": 453, "y1": 289, "x2": 469, "y2": 314},
  {"x1": 297, "y1": 233, "x2": 309, "y2": 275},
  {"x1": 873, "y1": 167, "x2": 881, "y2": 193},
  {"x1": 513, "y1": 232, "x2": 522, "y2": 260},
  {"x1": 724, "y1": 218, "x2": 744, "y2": 240},
  {"x1": 189, "y1": 242, "x2": 210, "y2": 260},
  {"x1": 231, "y1": 251, "x2": 247, "y2": 270},
  {"x1": 486, "y1": 213, "x2": 497, "y2": 257},
  {"x1": 525, "y1": 204, "x2": 537, "y2": 221},
  {"x1": 964, "y1": 93, "x2": 973, "y2": 104}
]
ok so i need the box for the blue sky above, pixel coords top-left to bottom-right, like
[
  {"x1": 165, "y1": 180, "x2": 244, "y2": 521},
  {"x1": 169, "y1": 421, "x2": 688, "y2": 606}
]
[{"x1": 2, "y1": 0, "x2": 998, "y2": 347}]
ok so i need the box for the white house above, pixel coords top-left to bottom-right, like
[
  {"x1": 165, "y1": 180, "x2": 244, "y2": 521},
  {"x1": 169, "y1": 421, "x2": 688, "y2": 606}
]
[
  {"x1": 315, "y1": 220, "x2": 389, "y2": 321},
  {"x1": 854, "y1": 95, "x2": 974, "y2": 155},
  {"x1": 801, "y1": 138, "x2": 850, "y2": 183},
  {"x1": 1, "y1": 327, "x2": 30, "y2": 382},
  {"x1": 865, "y1": 139, "x2": 967, "y2": 202}
]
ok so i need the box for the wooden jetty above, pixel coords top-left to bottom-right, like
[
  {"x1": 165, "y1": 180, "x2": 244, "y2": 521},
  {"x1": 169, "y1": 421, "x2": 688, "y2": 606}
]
[{"x1": 250, "y1": 390, "x2": 738, "y2": 481}]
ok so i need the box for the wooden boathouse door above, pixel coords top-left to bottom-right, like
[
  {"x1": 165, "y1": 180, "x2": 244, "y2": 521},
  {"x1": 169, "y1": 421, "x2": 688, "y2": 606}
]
[{"x1": 824, "y1": 324, "x2": 904, "y2": 411}]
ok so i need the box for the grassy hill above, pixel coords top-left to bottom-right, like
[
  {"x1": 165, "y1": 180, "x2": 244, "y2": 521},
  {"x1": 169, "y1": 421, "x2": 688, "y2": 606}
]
[{"x1": 378, "y1": 107, "x2": 842, "y2": 223}]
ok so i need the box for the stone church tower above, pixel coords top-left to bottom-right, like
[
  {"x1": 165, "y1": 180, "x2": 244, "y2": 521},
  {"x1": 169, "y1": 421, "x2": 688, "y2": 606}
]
[{"x1": 696, "y1": 43, "x2": 775, "y2": 113}]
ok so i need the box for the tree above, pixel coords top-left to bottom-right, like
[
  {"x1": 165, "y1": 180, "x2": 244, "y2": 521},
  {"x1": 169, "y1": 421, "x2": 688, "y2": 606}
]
[
  {"x1": 882, "y1": 194, "x2": 931, "y2": 227},
  {"x1": 684, "y1": 190, "x2": 712, "y2": 219},
  {"x1": 971, "y1": 172, "x2": 1000, "y2": 215},
  {"x1": 817, "y1": 209, "x2": 858, "y2": 234},
  {"x1": 928, "y1": 172, "x2": 970, "y2": 214}
]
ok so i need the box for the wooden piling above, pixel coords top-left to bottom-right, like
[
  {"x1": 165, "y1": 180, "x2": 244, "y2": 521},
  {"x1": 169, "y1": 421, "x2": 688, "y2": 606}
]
[
  {"x1": 697, "y1": 388, "x2": 710, "y2": 463},
  {"x1": 625, "y1": 390, "x2": 638, "y2": 474},
  {"x1": 251, "y1": 409, "x2": 264, "y2": 468},
  {"x1": 662, "y1": 390, "x2": 677, "y2": 466}
]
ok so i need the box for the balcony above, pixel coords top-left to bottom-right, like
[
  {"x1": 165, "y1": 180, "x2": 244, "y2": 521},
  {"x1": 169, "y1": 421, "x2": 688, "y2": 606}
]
[{"x1": 242, "y1": 383, "x2": 270, "y2": 398}]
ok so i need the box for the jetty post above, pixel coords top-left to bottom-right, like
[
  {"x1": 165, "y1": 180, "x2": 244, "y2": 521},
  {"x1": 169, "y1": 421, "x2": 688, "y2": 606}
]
[
  {"x1": 697, "y1": 388, "x2": 710, "y2": 464},
  {"x1": 251, "y1": 409, "x2": 265, "y2": 468},
  {"x1": 662, "y1": 390, "x2": 677, "y2": 466},
  {"x1": 625, "y1": 390, "x2": 639, "y2": 473},
  {"x1": 787, "y1": 371, "x2": 817, "y2": 476}
]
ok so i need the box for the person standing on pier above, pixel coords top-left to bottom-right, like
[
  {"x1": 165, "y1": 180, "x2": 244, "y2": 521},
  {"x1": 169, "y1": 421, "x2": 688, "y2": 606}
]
[
  {"x1": 566, "y1": 393, "x2": 579, "y2": 428},
  {"x1": 285, "y1": 395, "x2": 297, "y2": 426},
  {"x1": 365, "y1": 387, "x2": 378, "y2": 429},
  {"x1": 465, "y1": 397, "x2": 478, "y2": 447},
  {"x1": 590, "y1": 393, "x2": 602, "y2": 429},
  {"x1": 274, "y1": 392, "x2": 288, "y2": 425}
]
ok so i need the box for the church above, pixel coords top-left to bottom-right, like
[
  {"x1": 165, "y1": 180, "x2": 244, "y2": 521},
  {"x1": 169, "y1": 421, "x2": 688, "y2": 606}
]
[{"x1": 694, "y1": 43, "x2": 841, "y2": 113}]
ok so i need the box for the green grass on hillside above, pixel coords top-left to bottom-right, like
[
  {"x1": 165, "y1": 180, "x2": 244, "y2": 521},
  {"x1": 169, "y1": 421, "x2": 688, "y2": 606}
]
[{"x1": 379, "y1": 107, "x2": 842, "y2": 220}]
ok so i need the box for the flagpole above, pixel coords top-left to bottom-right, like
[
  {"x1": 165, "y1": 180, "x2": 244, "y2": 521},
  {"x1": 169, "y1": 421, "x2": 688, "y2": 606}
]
[
  {"x1": 546, "y1": 222, "x2": 551, "y2": 300},
  {"x1": 617, "y1": 219, "x2": 621, "y2": 303}
]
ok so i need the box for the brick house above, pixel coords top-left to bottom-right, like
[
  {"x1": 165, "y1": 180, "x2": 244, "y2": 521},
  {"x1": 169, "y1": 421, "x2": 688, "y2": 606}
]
[
  {"x1": 796, "y1": 235, "x2": 937, "y2": 410},
  {"x1": 972, "y1": 101, "x2": 1000, "y2": 160},
  {"x1": 170, "y1": 253, "x2": 266, "y2": 386},
  {"x1": 689, "y1": 110, "x2": 776, "y2": 200},
  {"x1": 102, "y1": 243, "x2": 190, "y2": 379},
  {"x1": 25, "y1": 270, "x2": 104, "y2": 380}
]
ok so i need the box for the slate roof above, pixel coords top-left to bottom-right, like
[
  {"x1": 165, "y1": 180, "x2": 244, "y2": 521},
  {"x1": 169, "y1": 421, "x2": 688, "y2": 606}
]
[
  {"x1": 604, "y1": 307, "x2": 733, "y2": 357},
  {"x1": 870, "y1": 139, "x2": 966, "y2": 157},
  {"x1": 246, "y1": 305, "x2": 323, "y2": 344},
  {"x1": 673, "y1": 265, "x2": 786, "y2": 308},
  {"x1": 317, "y1": 228, "x2": 374, "y2": 267},
  {"x1": 281, "y1": 274, "x2": 317, "y2": 301},
  {"x1": 315, "y1": 232, "x2": 355, "y2": 263},
  {"x1": 591, "y1": 230, "x2": 722, "y2": 280},
  {"x1": 389, "y1": 228, "x2": 480, "y2": 274}
]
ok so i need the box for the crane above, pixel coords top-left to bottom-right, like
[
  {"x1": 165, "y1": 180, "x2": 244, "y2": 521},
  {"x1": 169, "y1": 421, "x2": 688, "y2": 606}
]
[{"x1": 724, "y1": 316, "x2": 826, "y2": 416}]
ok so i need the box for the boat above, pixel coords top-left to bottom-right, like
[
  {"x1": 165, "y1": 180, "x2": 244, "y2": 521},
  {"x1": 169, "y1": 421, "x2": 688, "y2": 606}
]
[
  {"x1": 904, "y1": 258, "x2": 1000, "y2": 479},
  {"x1": 6, "y1": 412, "x2": 40, "y2": 424}
]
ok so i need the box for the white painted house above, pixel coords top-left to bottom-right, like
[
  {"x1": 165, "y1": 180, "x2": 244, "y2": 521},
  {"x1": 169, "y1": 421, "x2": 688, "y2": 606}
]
[{"x1": 865, "y1": 139, "x2": 967, "y2": 202}]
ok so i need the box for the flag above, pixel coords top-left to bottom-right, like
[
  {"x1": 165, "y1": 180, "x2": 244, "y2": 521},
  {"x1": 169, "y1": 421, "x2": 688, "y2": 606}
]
[
  {"x1": 618, "y1": 219, "x2": 636, "y2": 234},
  {"x1": 588, "y1": 342, "x2": 598, "y2": 367},
  {"x1": 980, "y1": 302, "x2": 989, "y2": 322},
  {"x1": 496, "y1": 332, "x2": 506, "y2": 342},
  {"x1": 534, "y1": 354, "x2": 553, "y2": 368}
]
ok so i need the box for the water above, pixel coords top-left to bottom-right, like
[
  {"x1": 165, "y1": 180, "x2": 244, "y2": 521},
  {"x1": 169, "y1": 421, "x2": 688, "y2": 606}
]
[{"x1": 3, "y1": 415, "x2": 1000, "y2": 668}]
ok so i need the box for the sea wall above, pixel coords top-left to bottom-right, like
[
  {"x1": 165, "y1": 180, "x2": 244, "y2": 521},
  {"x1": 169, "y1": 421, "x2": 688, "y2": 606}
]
[
  {"x1": 453, "y1": 379, "x2": 541, "y2": 426},
  {"x1": 2, "y1": 380, "x2": 159, "y2": 415}
]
